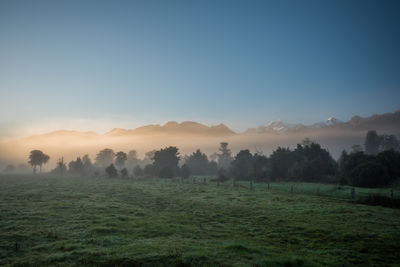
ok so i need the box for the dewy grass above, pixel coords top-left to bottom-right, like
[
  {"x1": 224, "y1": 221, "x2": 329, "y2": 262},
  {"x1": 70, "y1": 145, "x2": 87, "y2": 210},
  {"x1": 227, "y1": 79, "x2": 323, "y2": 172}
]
[{"x1": 1, "y1": 174, "x2": 399, "y2": 266}]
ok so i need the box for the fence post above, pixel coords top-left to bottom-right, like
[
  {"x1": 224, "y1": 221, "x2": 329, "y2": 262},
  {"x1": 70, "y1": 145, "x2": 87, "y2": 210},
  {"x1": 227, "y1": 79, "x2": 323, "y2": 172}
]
[
  {"x1": 351, "y1": 188, "x2": 355, "y2": 199},
  {"x1": 390, "y1": 188, "x2": 394, "y2": 199},
  {"x1": 317, "y1": 187, "x2": 320, "y2": 195},
  {"x1": 290, "y1": 185, "x2": 293, "y2": 194},
  {"x1": 250, "y1": 180, "x2": 253, "y2": 191}
]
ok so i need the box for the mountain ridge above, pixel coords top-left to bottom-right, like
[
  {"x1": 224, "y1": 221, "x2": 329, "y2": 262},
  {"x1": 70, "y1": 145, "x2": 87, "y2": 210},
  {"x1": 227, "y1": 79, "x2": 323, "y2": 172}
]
[{"x1": 5, "y1": 110, "x2": 400, "y2": 141}]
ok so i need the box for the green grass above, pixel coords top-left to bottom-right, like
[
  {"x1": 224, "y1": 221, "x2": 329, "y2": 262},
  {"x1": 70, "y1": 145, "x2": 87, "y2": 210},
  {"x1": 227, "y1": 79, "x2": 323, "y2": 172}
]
[{"x1": 0, "y1": 175, "x2": 399, "y2": 266}]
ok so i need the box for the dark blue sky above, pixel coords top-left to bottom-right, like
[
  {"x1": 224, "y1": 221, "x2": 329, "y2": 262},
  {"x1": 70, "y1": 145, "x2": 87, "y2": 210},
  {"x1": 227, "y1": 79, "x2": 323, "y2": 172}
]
[{"x1": 0, "y1": 0, "x2": 399, "y2": 134}]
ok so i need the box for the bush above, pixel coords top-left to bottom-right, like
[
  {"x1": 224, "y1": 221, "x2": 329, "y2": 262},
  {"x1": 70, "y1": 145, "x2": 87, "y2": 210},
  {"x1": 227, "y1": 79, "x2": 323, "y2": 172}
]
[{"x1": 349, "y1": 161, "x2": 389, "y2": 188}]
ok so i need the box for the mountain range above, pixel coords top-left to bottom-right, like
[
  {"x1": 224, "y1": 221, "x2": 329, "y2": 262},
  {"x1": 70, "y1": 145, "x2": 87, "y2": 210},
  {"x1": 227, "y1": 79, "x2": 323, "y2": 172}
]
[
  {"x1": 245, "y1": 110, "x2": 400, "y2": 134},
  {"x1": 29, "y1": 109, "x2": 399, "y2": 138},
  {"x1": 0, "y1": 110, "x2": 399, "y2": 167}
]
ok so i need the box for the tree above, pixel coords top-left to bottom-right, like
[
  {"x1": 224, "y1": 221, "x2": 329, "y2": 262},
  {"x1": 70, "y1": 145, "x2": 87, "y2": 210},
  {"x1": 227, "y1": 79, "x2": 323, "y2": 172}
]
[
  {"x1": 208, "y1": 160, "x2": 218, "y2": 175},
  {"x1": 349, "y1": 161, "x2": 389, "y2": 188},
  {"x1": 133, "y1": 165, "x2": 143, "y2": 177},
  {"x1": 142, "y1": 150, "x2": 156, "y2": 166},
  {"x1": 337, "y1": 149, "x2": 399, "y2": 188},
  {"x1": 365, "y1": 130, "x2": 382, "y2": 155},
  {"x1": 95, "y1": 149, "x2": 115, "y2": 167},
  {"x1": 269, "y1": 147, "x2": 293, "y2": 180},
  {"x1": 230, "y1": 150, "x2": 254, "y2": 181},
  {"x1": 217, "y1": 142, "x2": 233, "y2": 170},
  {"x1": 56, "y1": 157, "x2": 66, "y2": 176},
  {"x1": 105, "y1": 164, "x2": 118, "y2": 178},
  {"x1": 120, "y1": 168, "x2": 128, "y2": 178},
  {"x1": 185, "y1": 149, "x2": 209, "y2": 175},
  {"x1": 288, "y1": 141, "x2": 337, "y2": 182},
  {"x1": 127, "y1": 150, "x2": 140, "y2": 168},
  {"x1": 159, "y1": 166, "x2": 174, "y2": 178},
  {"x1": 69, "y1": 157, "x2": 84, "y2": 176},
  {"x1": 181, "y1": 164, "x2": 191, "y2": 179},
  {"x1": 143, "y1": 164, "x2": 154, "y2": 177},
  {"x1": 153, "y1": 146, "x2": 180, "y2": 178},
  {"x1": 115, "y1": 151, "x2": 127, "y2": 170},
  {"x1": 252, "y1": 154, "x2": 269, "y2": 182},
  {"x1": 82, "y1": 154, "x2": 93, "y2": 175},
  {"x1": 28, "y1": 150, "x2": 50, "y2": 173},
  {"x1": 376, "y1": 150, "x2": 400, "y2": 182}
]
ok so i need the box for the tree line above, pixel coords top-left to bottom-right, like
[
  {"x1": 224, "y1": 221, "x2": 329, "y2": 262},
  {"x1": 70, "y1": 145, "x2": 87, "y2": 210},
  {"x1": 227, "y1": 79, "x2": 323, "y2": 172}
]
[{"x1": 6, "y1": 130, "x2": 400, "y2": 188}]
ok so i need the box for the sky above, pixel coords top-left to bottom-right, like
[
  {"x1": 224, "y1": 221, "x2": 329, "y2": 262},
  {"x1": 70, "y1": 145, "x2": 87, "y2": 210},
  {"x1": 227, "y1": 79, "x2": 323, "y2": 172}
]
[{"x1": 0, "y1": 0, "x2": 399, "y2": 136}]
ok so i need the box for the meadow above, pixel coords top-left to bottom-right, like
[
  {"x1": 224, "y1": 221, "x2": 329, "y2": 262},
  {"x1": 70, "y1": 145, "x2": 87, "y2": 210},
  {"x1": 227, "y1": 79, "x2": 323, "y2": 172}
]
[{"x1": 0, "y1": 175, "x2": 399, "y2": 266}]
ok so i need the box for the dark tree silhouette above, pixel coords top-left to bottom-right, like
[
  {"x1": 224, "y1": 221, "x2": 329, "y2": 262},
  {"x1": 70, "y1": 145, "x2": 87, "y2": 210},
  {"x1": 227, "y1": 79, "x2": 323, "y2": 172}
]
[
  {"x1": 208, "y1": 160, "x2": 218, "y2": 175},
  {"x1": 69, "y1": 157, "x2": 84, "y2": 176},
  {"x1": 230, "y1": 149, "x2": 253, "y2": 181},
  {"x1": 28, "y1": 150, "x2": 50, "y2": 173},
  {"x1": 181, "y1": 164, "x2": 191, "y2": 179},
  {"x1": 115, "y1": 151, "x2": 127, "y2": 170},
  {"x1": 143, "y1": 164, "x2": 154, "y2": 177},
  {"x1": 82, "y1": 154, "x2": 93, "y2": 174},
  {"x1": 252, "y1": 154, "x2": 269, "y2": 182},
  {"x1": 120, "y1": 168, "x2": 128, "y2": 178},
  {"x1": 338, "y1": 149, "x2": 400, "y2": 187},
  {"x1": 56, "y1": 157, "x2": 66, "y2": 176},
  {"x1": 105, "y1": 164, "x2": 118, "y2": 178},
  {"x1": 349, "y1": 161, "x2": 389, "y2": 188},
  {"x1": 288, "y1": 141, "x2": 337, "y2": 182},
  {"x1": 153, "y1": 146, "x2": 180, "y2": 178},
  {"x1": 269, "y1": 147, "x2": 293, "y2": 180},
  {"x1": 185, "y1": 149, "x2": 209, "y2": 175}
]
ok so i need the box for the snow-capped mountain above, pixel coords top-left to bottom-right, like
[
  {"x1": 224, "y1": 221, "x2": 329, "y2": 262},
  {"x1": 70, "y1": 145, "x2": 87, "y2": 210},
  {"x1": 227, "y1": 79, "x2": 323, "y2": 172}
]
[
  {"x1": 245, "y1": 120, "x2": 305, "y2": 134},
  {"x1": 326, "y1": 117, "x2": 343, "y2": 126},
  {"x1": 245, "y1": 111, "x2": 400, "y2": 134},
  {"x1": 311, "y1": 117, "x2": 343, "y2": 128}
]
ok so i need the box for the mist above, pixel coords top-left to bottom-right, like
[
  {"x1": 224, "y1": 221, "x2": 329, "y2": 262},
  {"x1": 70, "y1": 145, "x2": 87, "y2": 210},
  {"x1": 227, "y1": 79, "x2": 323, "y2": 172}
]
[{"x1": 0, "y1": 126, "x2": 378, "y2": 171}]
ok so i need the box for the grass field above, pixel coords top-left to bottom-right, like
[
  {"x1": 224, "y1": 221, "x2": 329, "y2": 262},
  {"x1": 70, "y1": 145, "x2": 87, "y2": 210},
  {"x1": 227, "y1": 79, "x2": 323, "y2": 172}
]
[{"x1": 1, "y1": 175, "x2": 399, "y2": 266}]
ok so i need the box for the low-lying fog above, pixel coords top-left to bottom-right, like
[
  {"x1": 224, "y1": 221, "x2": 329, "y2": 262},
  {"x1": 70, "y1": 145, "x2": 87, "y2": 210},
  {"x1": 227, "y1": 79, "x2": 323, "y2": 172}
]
[{"x1": 0, "y1": 128, "x2": 369, "y2": 171}]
